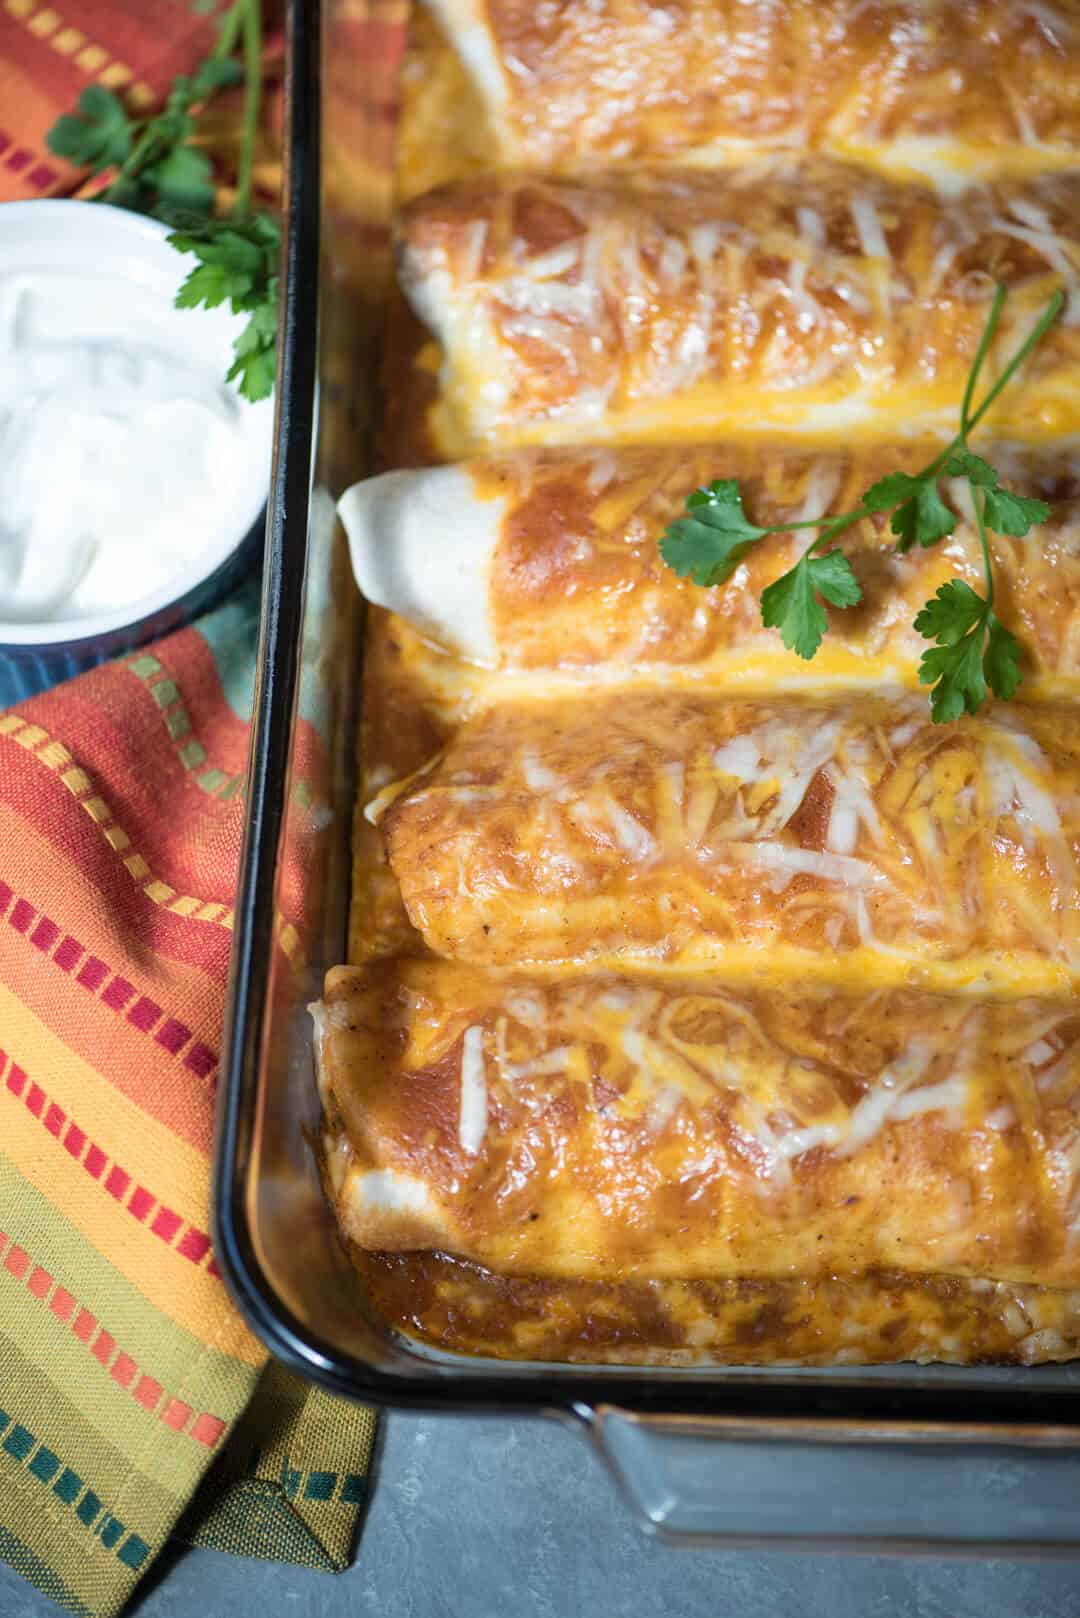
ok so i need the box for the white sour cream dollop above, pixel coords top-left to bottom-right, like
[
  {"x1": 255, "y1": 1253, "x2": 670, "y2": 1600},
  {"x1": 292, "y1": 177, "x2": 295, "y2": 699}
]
[{"x1": 0, "y1": 271, "x2": 256, "y2": 624}]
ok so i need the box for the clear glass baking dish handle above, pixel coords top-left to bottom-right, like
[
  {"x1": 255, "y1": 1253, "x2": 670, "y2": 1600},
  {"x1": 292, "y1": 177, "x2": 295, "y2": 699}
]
[{"x1": 573, "y1": 1405, "x2": 1080, "y2": 1553}]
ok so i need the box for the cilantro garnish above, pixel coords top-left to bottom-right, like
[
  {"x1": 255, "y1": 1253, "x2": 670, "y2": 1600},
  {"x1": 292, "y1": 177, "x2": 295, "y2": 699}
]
[
  {"x1": 660, "y1": 284, "x2": 1064, "y2": 719},
  {"x1": 46, "y1": 0, "x2": 277, "y2": 403},
  {"x1": 169, "y1": 215, "x2": 280, "y2": 403},
  {"x1": 913, "y1": 581, "x2": 1023, "y2": 723},
  {"x1": 759, "y1": 548, "x2": 863, "y2": 661},
  {"x1": 660, "y1": 480, "x2": 768, "y2": 585}
]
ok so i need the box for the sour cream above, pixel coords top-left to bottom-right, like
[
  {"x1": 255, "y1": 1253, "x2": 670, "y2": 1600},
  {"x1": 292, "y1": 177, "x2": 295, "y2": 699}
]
[{"x1": 0, "y1": 270, "x2": 259, "y2": 624}]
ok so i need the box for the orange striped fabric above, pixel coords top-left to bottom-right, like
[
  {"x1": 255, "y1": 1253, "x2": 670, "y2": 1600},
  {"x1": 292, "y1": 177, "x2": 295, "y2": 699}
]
[
  {"x1": 0, "y1": 599, "x2": 381, "y2": 1617},
  {"x1": 0, "y1": 0, "x2": 235, "y2": 200},
  {"x1": 0, "y1": 4, "x2": 392, "y2": 1612}
]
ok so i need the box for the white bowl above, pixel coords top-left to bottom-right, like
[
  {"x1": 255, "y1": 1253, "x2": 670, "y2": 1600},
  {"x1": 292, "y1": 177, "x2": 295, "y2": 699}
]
[{"x1": 0, "y1": 200, "x2": 273, "y2": 696}]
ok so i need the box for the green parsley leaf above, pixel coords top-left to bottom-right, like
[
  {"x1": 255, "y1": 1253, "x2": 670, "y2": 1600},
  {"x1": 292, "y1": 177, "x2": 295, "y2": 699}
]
[
  {"x1": 659, "y1": 480, "x2": 768, "y2": 587},
  {"x1": 170, "y1": 220, "x2": 279, "y2": 402},
  {"x1": 760, "y1": 551, "x2": 862, "y2": 660},
  {"x1": 198, "y1": 229, "x2": 264, "y2": 282},
  {"x1": 226, "y1": 333, "x2": 276, "y2": 401},
  {"x1": 891, "y1": 480, "x2": 956, "y2": 552},
  {"x1": 806, "y1": 549, "x2": 863, "y2": 609},
  {"x1": 247, "y1": 213, "x2": 281, "y2": 250},
  {"x1": 173, "y1": 259, "x2": 236, "y2": 310},
  {"x1": 944, "y1": 449, "x2": 998, "y2": 486},
  {"x1": 913, "y1": 581, "x2": 1020, "y2": 723},
  {"x1": 147, "y1": 145, "x2": 215, "y2": 213},
  {"x1": 226, "y1": 281, "x2": 278, "y2": 401},
  {"x1": 167, "y1": 228, "x2": 260, "y2": 306},
  {"x1": 918, "y1": 631, "x2": 987, "y2": 723},
  {"x1": 981, "y1": 485, "x2": 1051, "y2": 538},
  {"x1": 761, "y1": 563, "x2": 825, "y2": 660},
  {"x1": 191, "y1": 57, "x2": 245, "y2": 99},
  {"x1": 46, "y1": 85, "x2": 132, "y2": 171},
  {"x1": 984, "y1": 612, "x2": 1023, "y2": 701},
  {"x1": 164, "y1": 226, "x2": 210, "y2": 253},
  {"x1": 240, "y1": 287, "x2": 279, "y2": 348},
  {"x1": 912, "y1": 579, "x2": 987, "y2": 644},
  {"x1": 861, "y1": 471, "x2": 923, "y2": 512}
]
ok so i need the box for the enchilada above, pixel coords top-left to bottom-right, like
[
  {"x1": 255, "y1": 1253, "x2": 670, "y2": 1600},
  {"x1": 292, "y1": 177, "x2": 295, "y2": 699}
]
[
  {"x1": 373, "y1": 691, "x2": 1080, "y2": 994},
  {"x1": 314, "y1": 962, "x2": 1080, "y2": 1285},
  {"x1": 396, "y1": 0, "x2": 1080, "y2": 200},
  {"x1": 340, "y1": 445, "x2": 1080, "y2": 692},
  {"x1": 397, "y1": 166, "x2": 1080, "y2": 454},
  {"x1": 317, "y1": 0, "x2": 1080, "y2": 1368}
]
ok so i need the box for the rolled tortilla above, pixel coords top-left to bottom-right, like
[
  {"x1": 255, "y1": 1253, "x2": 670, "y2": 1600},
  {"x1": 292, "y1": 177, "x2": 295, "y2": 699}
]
[
  {"x1": 376, "y1": 689, "x2": 1080, "y2": 995},
  {"x1": 339, "y1": 444, "x2": 1080, "y2": 692},
  {"x1": 340, "y1": 465, "x2": 504, "y2": 663},
  {"x1": 397, "y1": 0, "x2": 1080, "y2": 199},
  {"x1": 313, "y1": 960, "x2": 1080, "y2": 1285},
  {"x1": 397, "y1": 165, "x2": 1080, "y2": 454}
]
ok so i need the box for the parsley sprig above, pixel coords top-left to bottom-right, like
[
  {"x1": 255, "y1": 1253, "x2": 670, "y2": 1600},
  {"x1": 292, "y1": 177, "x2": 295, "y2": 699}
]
[
  {"x1": 660, "y1": 285, "x2": 1063, "y2": 720},
  {"x1": 168, "y1": 213, "x2": 279, "y2": 400},
  {"x1": 46, "y1": 0, "x2": 278, "y2": 402}
]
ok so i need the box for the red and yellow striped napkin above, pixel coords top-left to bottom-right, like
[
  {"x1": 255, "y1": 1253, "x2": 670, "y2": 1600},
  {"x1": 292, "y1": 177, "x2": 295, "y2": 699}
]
[
  {"x1": 0, "y1": 3, "x2": 401, "y2": 1611},
  {"x1": 0, "y1": 0, "x2": 235, "y2": 199}
]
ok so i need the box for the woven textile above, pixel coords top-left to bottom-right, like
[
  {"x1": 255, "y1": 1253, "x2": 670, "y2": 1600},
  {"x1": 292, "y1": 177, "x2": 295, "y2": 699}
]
[
  {"x1": 0, "y1": 0, "x2": 232, "y2": 201},
  {"x1": 0, "y1": 587, "x2": 375, "y2": 1616},
  {"x1": 0, "y1": 3, "x2": 404, "y2": 1611}
]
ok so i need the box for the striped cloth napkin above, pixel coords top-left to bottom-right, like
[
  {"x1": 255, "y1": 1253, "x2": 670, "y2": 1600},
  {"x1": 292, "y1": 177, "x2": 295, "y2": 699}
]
[{"x1": 0, "y1": 3, "x2": 396, "y2": 1612}]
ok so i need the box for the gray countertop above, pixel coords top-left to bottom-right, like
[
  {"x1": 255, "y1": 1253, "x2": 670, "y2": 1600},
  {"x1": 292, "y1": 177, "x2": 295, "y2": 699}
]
[{"x1": 3, "y1": 1411, "x2": 1080, "y2": 1617}]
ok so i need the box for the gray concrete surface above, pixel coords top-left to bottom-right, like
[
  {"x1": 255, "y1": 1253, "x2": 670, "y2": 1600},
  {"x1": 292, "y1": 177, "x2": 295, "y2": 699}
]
[{"x1": 3, "y1": 1412, "x2": 1080, "y2": 1617}]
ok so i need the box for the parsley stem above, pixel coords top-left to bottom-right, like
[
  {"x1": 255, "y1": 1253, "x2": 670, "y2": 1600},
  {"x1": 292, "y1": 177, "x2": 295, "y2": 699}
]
[
  {"x1": 750, "y1": 510, "x2": 874, "y2": 541},
  {"x1": 806, "y1": 512, "x2": 865, "y2": 551},
  {"x1": 971, "y1": 488, "x2": 995, "y2": 611},
  {"x1": 758, "y1": 286, "x2": 1064, "y2": 560},
  {"x1": 919, "y1": 288, "x2": 1062, "y2": 480},
  {"x1": 234, "y1": 0, "x2": 261, "y2": 215},
  {"x1": 104, "y1": 123, "x2": 166, "y2": 201},
  {"x1": 743, "y1": 515, "x2": 849, "y2": 533},
  {"x1": 765, "y1": 509, "x2": 868, "y2": 583},
  {"x1": 962, "y1": 287, "x2": 1064, "y2": 440},
  {"x1": 212, "y1": 0, "x2": 246, "y2": 62},
  {"x1": 960, "y1": 283, "x2": 1007, "y2": 443},
  {"x1": 100, "y1": 0, "x2": 252, "y2": 208}
]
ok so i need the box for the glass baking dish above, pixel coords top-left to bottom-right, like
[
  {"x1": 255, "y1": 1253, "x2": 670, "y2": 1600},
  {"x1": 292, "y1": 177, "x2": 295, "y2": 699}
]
[{"x1": 215, "y1": 0, "x2": 1080, "y2": 1548}]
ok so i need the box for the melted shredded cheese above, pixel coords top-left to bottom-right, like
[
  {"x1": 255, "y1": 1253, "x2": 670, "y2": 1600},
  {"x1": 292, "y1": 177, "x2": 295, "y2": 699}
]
[
  {"x1": 850, "y1": 195, "x2": 890, "y2": 261},
  {"x1": 351, "y1": 1169, "x2": 436, "y2": 1215},
  {"x1": 716, "y1": 840, "x2": 886, "y2": 893},
  {"x1": 459, "y1": 1025, "x2": 488, "y2": 1154},
  {"x1": 997, "y1": 199, "x2": 1080, "y2": 321}
]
